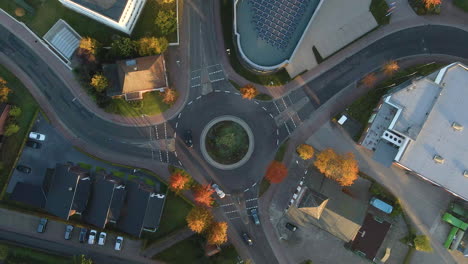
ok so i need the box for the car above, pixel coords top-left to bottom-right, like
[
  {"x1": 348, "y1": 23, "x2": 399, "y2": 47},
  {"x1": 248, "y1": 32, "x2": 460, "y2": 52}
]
[
  {"x1": 79, "y1": 228, "x2": 88, "y2": 243},
  {"x1": 29, "y1": 132, "x2": 46, "y2": 141},
  {"x1": 184, "y1": 130, "x2": 193, "y2": 147},
  {"x1": 285, "y1": 223, "x2": 298, "y2": 232},
  {"x1": 16, "y1": 165, "x2": 31, "y2": 174},
  {"x1": 64, "y1": 225, "x2": 74, "y2": 240},
  {"x1": 115, "y1": 236, "x2": 124, "y2": 251},
  {"x1": 88, "y1": 230, "x2": 97, "y2": 245},
  {"x1": 212, "y1": 184, "x2": 225, "y2": 199},
  {"x1": 25, "y1": 140, "x2": 41, "y2": 149},
  {"x1": 37, "y1": 218, "x2": 48, "y2": 233},
  {"x1": 98, "y1": 232, "x2": 107, "y2": 246},
  {"x1": 251, "y1": 208, "x2": 260, "y2": 225},
  {"x1": 370, "y1": 197, "x2": 393, "y2": 214},
  {"x1": 242, "y1": 233, "x2": 253, "y2": 246}
]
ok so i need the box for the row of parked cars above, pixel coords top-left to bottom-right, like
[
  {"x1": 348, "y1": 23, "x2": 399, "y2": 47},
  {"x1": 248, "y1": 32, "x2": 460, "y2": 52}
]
[
  {"x1": 15, "y1": 132, "x2": 47, "y2": 174},
  {"x1": 36, "y1": 218, "x2": 124, "y2": 250}
]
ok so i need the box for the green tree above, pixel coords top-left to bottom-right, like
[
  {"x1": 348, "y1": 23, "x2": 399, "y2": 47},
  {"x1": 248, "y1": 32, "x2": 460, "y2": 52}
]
[
  {"x1": 8, "y1": 106, "x2": 21, "y2": 118},
  {"x1": 4, "y1": 123, "x2": 20, "y2": 136},
  {"x1": 414, "y1": 235, "x2": 433, "y2": 252},
  {"x1": 136, "y1": 37, "x2": 169, "y2": 56},
  {"x1": 155, "y1": 10, "x2": 177, "y2": 35},
  {"x1": 110, "y1": 37, "x2": 135, "y2": 59},
  {"x1": 90, "y1": 74, "x2": 108, "y2": 93},
  {"x1": 0, "y1": 77, "x2": 11, "y2": 103}
]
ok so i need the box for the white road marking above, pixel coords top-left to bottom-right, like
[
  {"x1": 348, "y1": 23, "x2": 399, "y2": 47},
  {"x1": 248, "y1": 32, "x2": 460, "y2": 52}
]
[
  {"x1": 262, "y1": 106, "x2": 267, "y2": 111},
  {"x1": 277, "y1": 139, "x2": 279, "y2": 146},
  {"x1": 225, "y1": 210, "x2": 239, "y2": 214},
  {"x1": 269, "y1": 113, "x2": 274, "y2": 119},
  {"x1": 159, "y1": 150, "x2": 163, "y2": 162},
  {"x1": 72, "y1": 97, "x2": 77, "y2": 102},
  {"x1": 155, "y1": 126, "x2": 159, "y2": 139},
  {"x1": 246, "y1": 206, "x2": 258, "y2": 210},
  {"x1": 252, "y1": 183, "x2": 257, "y2": 187},
  {"x1": 208, "y1": 69, "x2": 223, "y2": 75},
  {"x1": 174, "y1": 151, "x2": 178, "y2": 157},
  {"x1": 276, "y1": 129, "x2": 279, "y2": 135},
  {"x1": 224, "y1": 90, "x2": 230, "y2": 93},
  {"x1": 290, "y1": 116, "x2": 297, "y2": 128},
  {"x1": 221, "y1": 203, "x2": 235, "y2": 207},
  {"x1": 196, "y1": 96, "x2": 202, "y2": 100},
  {"x1": 178, "y1": 113, "x2": 181, "y2": 119},
  {"x1": 244, "y1": 188, "x2": 249, "y2": 192},
  {"x1": 211, "y1": 77, "x2": 225, "y2": 82},
  {"x1": 188, "y1": 101, "x2": 193, "y2": 105},
  {"x1": 166, "y1": 150, "x2": 169, "y2": 163},
  {"x1": 246, "y1": 198, "x2": 258, "y2": 202},
  {"x1": 235, "y1": 93, "x2": 240, "y2": 95},
  {"x1": 174, "y1": 132, "x2": 177, "y2": 138},
  {"x1": 284, "y1": 123, "x2": 291, "y2": 135},
  {"x1": 215, "y1": 89, "x2": 221, "y2": 92},
  {"x1": 191, "y1": 76, "x2": 201, "y2": 80},
  {"x1": 178, "y1": 160, "x2": 182, "y2": 166},
  {"x1": 254, "y1": 101, "x2": 259, "y2": 105},
  {"x1": 273, "y1": 100, "x2": 281, "y2": 113},
  {"x1": 229, "y1": 216, "x2": 241, "y2": 220},
  {"x1": 191, "y1": 84, "x2": 201, "y2": 88}
]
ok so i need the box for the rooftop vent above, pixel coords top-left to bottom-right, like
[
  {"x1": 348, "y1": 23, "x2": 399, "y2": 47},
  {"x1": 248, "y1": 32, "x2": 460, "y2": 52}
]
[
  {"x1": 433, "y1": 155, "x2": 445, "y2": 164},
  {"x1": 464, "y1": 171, "x2": 468, "y2": 178},
  {"x1": 452, "y1": 122, "x2": 463, "y2": 131}
]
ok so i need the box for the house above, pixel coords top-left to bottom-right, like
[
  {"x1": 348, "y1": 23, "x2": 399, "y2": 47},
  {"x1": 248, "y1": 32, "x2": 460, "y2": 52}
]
[
  {"x1": 117, "y1": 181, "x2": 166, "y2": 237},
  {"x1": 0, "y1": 103, "x2": 11, "y2": 148},
  {"x1": 103, "y1": 55, "x2": 168, "y2": 101},
  {"x1": 360, "y1": 62, "x2": 468, "y2": 201},
  {"x1": 9, "y1": 182, "x2": 47, "y2": 208},
  {"x1": 58, "y1": 0, "x2": 147, "y2": 34},
  {"x1": 43, "y1": 20, "x2": 82, "y2": 65},
  {"x1": 350, "y1": 214, "x2": 391, "y2": 261},
  {"x1": 44, "y1": 164, "x2": 91, "y2": 220}
]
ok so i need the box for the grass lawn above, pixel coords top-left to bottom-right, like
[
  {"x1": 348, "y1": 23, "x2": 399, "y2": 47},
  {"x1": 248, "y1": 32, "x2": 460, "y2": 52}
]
[
  {"x1": 143, "y1": 191, "x2": 192, "y2": 244},
  {"x1": 206, "y1": 121, "x2": 249, "y2": 165},
  {"x1": 112, "y1": 171, "x2": 126, "y2": 179},
  {"x1": 220, "y1": 0, "x2": 291, "y2": 86},
  {"x1": 370, "y1": 0, "x2": 390, "y2": 25},
  {"x1": 104, "y1": 91, "x2": 171, "y2": 117},
  {"x1": 454, "y1": 0, "x2": 468, "y2": 12},
  {"x1": 0, "y1": 242, "x2": 71, "y2": 264},
  {"x1": 77, "y1": 162, "x2": 92, "y2": 170},
  {"x1": 0, "y1": 64, "x2": 39, "y2": 199}
]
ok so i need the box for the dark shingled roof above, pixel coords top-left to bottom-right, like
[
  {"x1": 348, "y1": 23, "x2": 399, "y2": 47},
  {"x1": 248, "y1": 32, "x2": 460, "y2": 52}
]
[
  {"x1": 83, "y1": 173, "x2": 118, "y2": 228},
  {"x1": 143, "y1": 193, "x2": 166, "y2": 231},
  {"x1": 117, "y1": 181, "x2": 153, "y2": 237},
  {"x1": 10, "y1": 182, "x2": 46, "y2": 208},
  {"x1": 109, "y1": 184, "x2": 126, "y2": 223},
  {"x1": 351, "y1": 214, "x2": 391, "y2": 260},
  {"x1": 71, "y1": 176, "x2": 92, "y2": 214}
]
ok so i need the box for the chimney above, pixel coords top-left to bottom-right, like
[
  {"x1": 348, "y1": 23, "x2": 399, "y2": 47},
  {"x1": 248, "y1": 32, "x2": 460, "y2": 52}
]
[
  {"x1": 452, "y1": 122, "x2": 463, "y2": 131},
  {"x1": 433, "y1": 155, "x2": 445, "y2": 164}
]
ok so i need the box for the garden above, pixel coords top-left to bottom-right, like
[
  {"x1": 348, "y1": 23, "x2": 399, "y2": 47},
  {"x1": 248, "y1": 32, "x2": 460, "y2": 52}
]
[{"x1": 205, "y1": 121, "x2": 249, "y2": 165}]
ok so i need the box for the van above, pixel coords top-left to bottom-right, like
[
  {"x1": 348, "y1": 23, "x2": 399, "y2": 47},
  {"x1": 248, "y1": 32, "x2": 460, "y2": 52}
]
[{"x1": 370, "y1": 197, "x2": 393, "y2": 214}]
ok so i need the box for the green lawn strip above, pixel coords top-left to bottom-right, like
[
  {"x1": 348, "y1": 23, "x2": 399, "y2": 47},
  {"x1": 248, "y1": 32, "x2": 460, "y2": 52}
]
[
  {"x1": 370, "y1": 0, "x2": 390, "y2": 25},
  {"x1": 104, "y1": 91, "x2": 170, "y2": 117},
  {"x1": 220, "y1": 0, "x2": 291, "y2": 86},
  {"x1": 0, "y1": 64, "x2": 39, "y2": 199},
  {"x1": 77, "y1": 162, "x2": 92, "y2": 170},
  {"x1": 112, "y1": 171, "x2": 127, "y2": 179},
  {"x1": 144, "y1": 177, "x2": 156, "y2": 186},
  {"x1": 132, "y1": 0, "x2": 178, "y2": 43},
  {"x1": 345, "y1": 63, "x2": 445, "y2": 137},
  {"x1": 454, "y1": 0, "x2": 468, "y2": 12},
  {"x1": 228, "y1": 80, "x2": 273, "y2": 101},
  {"x1": 258, "y1": 178, "x2": 271, "y2": 197},
  {"x1": 274, "y1": 139, "x2": 289, "y2": 162},
  {"x1": 0, "y1": 242, "x2": 71, "y2": 264}
]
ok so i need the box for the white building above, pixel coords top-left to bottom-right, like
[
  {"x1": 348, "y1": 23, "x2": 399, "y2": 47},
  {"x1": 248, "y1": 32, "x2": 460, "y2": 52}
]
[{"x1": 58, "y1": 0, "x2": 147, "y2": 34}]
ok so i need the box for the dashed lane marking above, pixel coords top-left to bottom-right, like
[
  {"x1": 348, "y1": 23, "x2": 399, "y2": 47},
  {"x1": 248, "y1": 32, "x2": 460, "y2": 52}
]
[
  {"x1": 211, "y1": 77, "x2": 225, "y2": 82},
  {"x1": 215, "y1": 89, "x2": 221, "y2": 92},
  {"x1": 221, "y1": 203, "x2": 235, "y2": 207},
  {"x1": 196, "y1": 96, "x2": 202, "y2": 100},
  {"x1": 235, "y1": 92, "x2": 240, "y2": 95},
  {"x1": 252, "y1": 183, "x2": 257, "y2": 187},
  {"x1": 246, "y1": 198, "x2": 258, "y2": 202},
  {"x1": 229, "y1": 216, "x2": 241, "y2": 220},
  {"x1": 276, "y1": 129, "x2": 279, "y2": 135},
  {"x1": 224, "y1": 90, "x2": 230, "y2": 93},
  {"x1": 178, "y1": 160, "x2": 182, "y2": 166},
  {"x1": 174, "y1": 132, "x2": 177, "y2": 139},
  {"x1": 188, "y1": 101, "x2": 193, "y2": 105},
  {"x1": 246, "y1": 206, "x2": 258, "y2": 210},
  {"x1": 262, "y1": 106, "x2": 267, "y2": 111},
  {"x1": 191, "y1": 84, "x2": 201, "y2": 88},
  {"x1": 208, "y1": 69, "x2": 223, "y2": 75},
  {"x1": 244, "y1": 188, "x2": 249, "y2": 192},
  {"x1": 284, "y1": 123, "x2": 291, "y2": 135},
  {"x1": 269, "y1": 113, "x2": 274, "y2": 119},
  {"x1": 254, "y1": 101, "x2": 259, "y2": 105},
  {"x1": 277, "y1": 139, "x2": 279, "y2": 146},
  {"x1": 178, "y1": 113, "x2": 181, "y2": 119},
  {"x1": 175, "y1": 122, "x2": 178, "y2": 128},
  {"x1": 225, "y1": 210, "x2": 239, "y2": 214}
]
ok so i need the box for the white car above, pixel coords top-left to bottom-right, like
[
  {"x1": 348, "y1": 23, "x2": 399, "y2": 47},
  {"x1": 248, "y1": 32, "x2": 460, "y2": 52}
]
[
  {"x1": 98, "y1": 232, "x2": 107, "y2": 246},
  {"x1": 29, "y1": 132, "x2": 46, "y2": 141},
  {"x1": 88, "y1": 230, "x2": 97, "y2": 245},
  {"x1": 212, "y1": 184, "x2": 225, "y2": 198},
  {"x1": 115, "y1": 236, "x2": 124, "y2": 251}
]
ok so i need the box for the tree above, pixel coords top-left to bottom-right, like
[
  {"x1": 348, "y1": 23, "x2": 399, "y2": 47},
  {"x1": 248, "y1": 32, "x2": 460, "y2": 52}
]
[
  {"x1": 8, "y1": 106, "x2": 21, "y2": 118},
  {"x1": 90, "y1": 74, "x2": 108, "y2": 92},
  {"x1": 382, "y1": 60, "x2": 399, "y2": 76},
  {"x1": 314, "y1": 149, "x2": 359, "y2": 186},
  {"x1": 361, "y1": 73, "x2": 377, "y2": 88},
  {"x1": 168, "y1": 171, "x2": 190, "y2": 193},
  {"x1": 73, "y1": 255, "x2": 93, "y2": 264},
  {"x1": 240, "y1": 84, "x2": 258, "y2": 100},
  {"x1": 186, "y1": 206, "x2": 213, "y2": 233},
  {"x1": 0, "y1": 78, "x2": 11, "y2": 103},
  {"x1": 296, "y1": 144, "x2": 314, "y2": 160},
  {"x1": 155, "y1": 10, "x2": 177, "y2": 35},
  {"x1": 193, "y1": 184, "x2": 215, "y2": 207},
  {"x1": 162, "y1": 88, "x2": 178, "y2": 104},
  {"x1": 15, "y1": 7, "x2": 25, "y2": 17},
  {"x1": 207, "y1": 221, "x2": 228, "y2": 245},
  {"x1": 414, "y1": 235, "x2": 433, "y2": 252},
  {"x1": 136, "y1": 37, "x2": 169, "y2": 56},
  {"x1": 110, "y1": 37, "x2": 135, "y2": 59},
  {"x1": 157, "y1": 0, "x2": 175, "y2": 3},
  {"x1": 4, "y1": 123, "x2": 20, "y2": 136},
  {"x1": 265, "y1": 161, "x2": 288, "y2": 184},
  {"x1": 79, "y1": 37, "x2": 100, "y2": 56},
  {"x1": 422, "y1": 0, "x2": 441, "y2": 9}
]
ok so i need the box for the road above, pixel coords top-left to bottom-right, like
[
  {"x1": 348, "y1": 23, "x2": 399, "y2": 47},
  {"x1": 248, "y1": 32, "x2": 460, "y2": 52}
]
[{"x1": 2, "y1": 1, "x2": 468, "y2": 263}]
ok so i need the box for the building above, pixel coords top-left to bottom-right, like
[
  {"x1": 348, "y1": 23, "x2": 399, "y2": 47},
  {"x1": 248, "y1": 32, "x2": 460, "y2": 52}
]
[
  {"x1": 58, "y1": 0, "x2": 147, "y2": 34},
  {"x1": 103, "y1": 55, "x2": 168, "y2": 100},
  {"x1": 360, "y1": 63, "x2": 468, "y2": 201},
  {"x1": 350, "y1": 214, "x2": 391, "y2": 261},
  {"x1": 43, "y1": 19, "x2": 82, "y2": 65}
]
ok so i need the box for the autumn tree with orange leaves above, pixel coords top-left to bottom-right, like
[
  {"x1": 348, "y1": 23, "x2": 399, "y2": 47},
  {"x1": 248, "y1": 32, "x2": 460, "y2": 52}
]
[
  {"x1": 422, "y1": 0, "x2": 441, "y2": 9},
  {"x1": 186, "y1": 206, "x2": 213, "y2": 233},
  {"x1": 162, "y1": 88, "x2": 178, "y2": 104},
  {"x1": 193, "y1": 184, "x2": 215, "y2": 207},
  {"x1": 207, "y1": 221, "x2": 228, "y2": 245},
  {"x1": 265, "y1": 161, "x2": 288, "y2": 184},
  {"x1": 240, "y1": 84, "x2": 259, "y2": 100},
  {"x1": 168, "y1": 171, "x2": 191, "y2": 193},
  {"x1": 314, "y1": 148, "x2": 359, "y2": 186},
  {"x1": 361, "y1": 73, "x2": 377, "y2": 88},
  {"x1": 382, "y1": 60, "x2": 400, "y2": 76},
  {"x1": 296, "y1": 144, "x2": 315, "y2": 160}
]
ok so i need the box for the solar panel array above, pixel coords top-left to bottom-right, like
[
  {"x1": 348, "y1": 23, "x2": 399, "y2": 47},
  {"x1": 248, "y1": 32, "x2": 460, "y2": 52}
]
[{"x1": 249, "y1": 0, "x2": 309, "y2": 50}]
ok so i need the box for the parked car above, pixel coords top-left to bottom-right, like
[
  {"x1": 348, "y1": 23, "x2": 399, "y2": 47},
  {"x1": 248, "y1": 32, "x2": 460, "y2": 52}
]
[
  {"x1": 251, "y1": 208, "x2": 260, "y2": 225},
  {"x1": 212, "y1": 184, "x2": 225, "y2": 198},
  {"x1": 370, "y1": 197, "x2": 393, "y2": 214},
  {"x1": 64, "y1": 225, "x2": 74, "y2": 240},
  {"x1": 88, "y1": 230, "x2": 97, "y2": 245},
  {"x1": 79, "y1": 228, "x2": 88, "y2": 243},
  {"x1": 25, "y1": 140, "x2": 41, "y2": 149},
  {"x1": 184, "y1": 130, "x2": 193, "y2": 148},
  {"x1": 16, "y1": 165, "x2": 31, "y2": 174},
  {"x1": 37, "y1": 218, "x2": 48, "y2": 233},
  {"x1": 29, "y1": 132, "x2": 46, "y2": 141},
  {"x1": 115, "y1": 236, "x2": 124, "y2": 251},
  {"x1": 242, "y1": 233, "x2": 253, "y2": 246},
  {"x1": 285, "y1": 223, "x2": 298, "y2": 232},
  {"x1": 98, "y1": 232, "x2": 107, "y2": 246}
]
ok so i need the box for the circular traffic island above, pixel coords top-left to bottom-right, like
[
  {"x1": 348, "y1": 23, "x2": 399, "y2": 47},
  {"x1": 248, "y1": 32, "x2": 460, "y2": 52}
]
[{"x1": 201, "y1": 116, "x2": 254, "y2": 170}]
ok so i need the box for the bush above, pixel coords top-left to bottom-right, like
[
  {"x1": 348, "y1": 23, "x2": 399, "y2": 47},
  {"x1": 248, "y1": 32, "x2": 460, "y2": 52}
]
[
  {"x1": 0, "y1": 244, "x2": 8, "y2": 260},
  {"x1": 155, "y1": 10, "x2": 177, "y2": 35},
  {"x1": 4, "y1": 123, "x2": 20, "y2": 136},
  {"x1": 8, "y1": 106, "x2": 21, "y2": 118},
  {"x1": 414, "y1": 235, "x2": 433, "y2": 252}
]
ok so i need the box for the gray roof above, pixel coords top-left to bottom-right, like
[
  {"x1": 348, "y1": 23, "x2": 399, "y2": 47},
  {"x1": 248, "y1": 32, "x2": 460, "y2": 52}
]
[
  {"x1": 143, "y1": 193, "x2": 166, "y2": 231},
  {"x1": 71, "y1": 176, "x2": 92, "y2": 214},
  {"x1": 68, "y1": 0, "x2": 129, "y2": 21},
  {"x1": 398, "y1": 63, "x2": 468, "y2": 200},
  {"x1": 117, "y1": 181, "x2": 152, "y2": 237},
  {"x1": 10, "y1": 182, "x2": 46, "y2": 208},
  {"x1": 373, "y1": 140, "x2": 399, "y2": 167},
  {"x1": 82, "y1": 173, "x2": 118, "y2": 228},
  {"x1": 109, "y1": 184, "x2": 127, "y2": 222}
]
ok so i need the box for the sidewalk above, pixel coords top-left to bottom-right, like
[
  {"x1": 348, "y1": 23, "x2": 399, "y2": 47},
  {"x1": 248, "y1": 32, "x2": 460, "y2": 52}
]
[{"x1": 141, "y1": 228, "x2": 194, "y2": 258}]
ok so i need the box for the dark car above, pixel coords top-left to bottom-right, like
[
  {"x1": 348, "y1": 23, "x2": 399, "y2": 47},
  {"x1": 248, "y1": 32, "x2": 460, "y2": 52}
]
[
  {"x1": 64, "y1": 225, "x2": 74, "y2": 240},
  {"x1": 16, "y1": 165, "x2": 31, "y2": 174},
  {"x1": 242, "y1": 233, "x2": 253, "y2": 246},
  {"x1": 184, "y1": 130, "x2": 193, "y2": 148},
  {"x1": 37, "y1": 218, "x2": 48, "y2": 233},
  {"x1": 25, "y1": 140, "x2": 41, "y2": 149},
  {"x1": 79, "y1": 228, "x2": 88, "y2": 243},
  {"x1": 285, "y1": 223, "x2": 298, "y2": 232}
]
